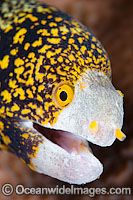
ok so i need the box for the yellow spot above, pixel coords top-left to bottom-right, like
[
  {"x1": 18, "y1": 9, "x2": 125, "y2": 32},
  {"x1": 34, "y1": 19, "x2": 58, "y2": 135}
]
[
  {"x1": 13, "y1": 28, "x2": 27, "y2": 44},
  {"x1": 37, "y1": 29, "x2": 50, "y2": 36},
  {"x1": 37, "y1": 95, "x2": 43, "y2": 102},
  {"x1": 115, "y1": 128, "x2": 126, "y2": 141},
  {"x1": 0, "y1": 121, "x2": 4, "y2": 130},
  {"x1": 19, "y1": 13, "x2": 26, "y2": 17},
  {"x1": 55, "y1": 17, "x2": 62, "y2": 22},
  {"x1": 78, "y1": 37, "x2": 83, "y2": 44},
  {"x1": 37, "y1": 6, "x2": 50, "y2": 13},
  {"x1": 26, "y1": 88, "x2": 33, "y2": 98},
  {"x1": 55, "y1": 48, "x2": 62, "y2": 54},
  {"x1": 80, "y1": 81, "x2": 87, "y2": 90},
  {"x1": 16, "y1": 27, "x2": 21, "y2": 31},
  {"x1": 117, "y1": 90, "x2": 124, "y2": 97},
  {"x1": 92, "y1": 37, "x2": 96, "y2": 42},
  {"x1": 80, "y1": 46, "x2": 87, "y2": 54},
  {"x1": 60, "y1": 26, "x2": 69, "y2": 34},
  {"x1": 50, "y1": 58, "x2": 57, "y2": 65},
  {"x1": 25, "y1": 59, "x2": 29, "y2": 62},
  {"x1": 22, "y1": 133, "x2": 29, "y2": 139},
  {"x1": 49, "y1": 22, "x2": 57, "y2": 27},
  {"x1": 86, "y1": 57, "x2": 92, "y2": 63},
  {"x1": 38, "y1": 44, "x2": 52, "y2": 54},
  {"x1": 26, "y1": 14, "x2": 38, "y2": 22},
  {"x1": 1, "y1": 90, "x2": 12, "y2": 103},
  {"x1": 5, "y1": 25, "x2": 13, "y2": 33},
  {"x1": 69, "y1": 54, "x2": 75, "y2": 61},
  {"x1": 47, "y1": 51, "x2": 55, "y2": 58},
  {"x1": 17, "y1": 17, "x2": 26, "y2": 24},
  {"x1": 13, "y1": 88, "x2": 25, "y2": 100},
  {"x1": 57, "y1": 56, "x2": 63, "y2": 63},
  {"x1": 27, "y1": 53, "x2": 36, "y2": 63},
  {"x1": 47, "y1": 73, "x2": 57, "y2": 81},
  {"x1": 91, "y1": 43, "x2": 95, "y2": 49},
  {"x1": 28, "y1": 103, "x2": 37, "y2": 109},
  {"x1": 30, "y1": 25, "x2": 34, "y2": 29},
  {"x1": 38, "y1": 85, "x2": 45, "y2": 92},
  {"x1": 0, "y1": 106, "x2": 5, "y2": 114},
  {"x1": 3, "y1": 136, "x2": 11, "y2": 145},
  {"x1": 6, "y1": 111, "x2": 13, "y2": 117},
  {"x1": 11, "y1": 103, "x2": 20, "y2": 112},
  {"x1": 97, "y1": 48, "x2": 102, "y2": 54},
  {"x1": 65, "y1": 59, "x2": 69, "y2": 63},
  {"x1": 14, "y1": 58, "x2": 24, "y2": 67},
  {"x1": 21, "y1": 109, "x2": 31, "y2": 115},
  {"x1": 9, "y1": 79, "x2": 18, "y2": 89},
  {"x1": 10, "y1": 49, "x2": 18, "y2": 56},
  {"x1": 32, "y1": 86, "x2": 36, "y2": 93},
  {"x1": 68, "y1": 38, "x2": 74, "y2": 44},
  {"x1": 35, "y1": 56, "x2": 45, "y2": 82},
  {"x1": 47, "y1": 15, "x2": 53, "y2": 19},
  {"x1": 62, "y1": 36, "x2": 67, "y2": 40},
  {"x1": 41, "y1": 20, "x2": 47, "y2": 25},
  {"x1": 28, "y1": 52, "x2": 35, "y2": 59},
  {"x1": 51, "y1": 28, "x2": 58, "y2": 36},
  {"x1": 9, "y1": 72, "x2": 13, "y2": 77},
  {"x1": 24, "y1": 43, "x2": 30, "y2": 51},
  {"x1": 0, "y1": 55, "x2": 10, "y2": 69},
  {"x1": 14, "y1": 66, "x2": 24, "y2": 84},
  {"x1": 47, "y1": 38, "x2": 61, "y2": 44},
  {"x1": 32, "y1": 37, "x2": 42, "y2": 47},
  {"x1": 34, "y1": 22, "x2": 39, "y2": 26},
  {"x1": 89, "y1": 121, "x2": 98, "y2": 133}
]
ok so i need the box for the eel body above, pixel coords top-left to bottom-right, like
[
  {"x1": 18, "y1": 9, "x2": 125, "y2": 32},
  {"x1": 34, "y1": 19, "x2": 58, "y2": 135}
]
[{"x1": 0, "y1": 0, "x2": 126, "y2": 184}]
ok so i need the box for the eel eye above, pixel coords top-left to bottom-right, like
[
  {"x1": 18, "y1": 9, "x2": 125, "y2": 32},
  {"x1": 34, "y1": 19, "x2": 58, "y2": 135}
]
[{"x1": 53, "y1": 82, "x2": 75, "y2": 108}]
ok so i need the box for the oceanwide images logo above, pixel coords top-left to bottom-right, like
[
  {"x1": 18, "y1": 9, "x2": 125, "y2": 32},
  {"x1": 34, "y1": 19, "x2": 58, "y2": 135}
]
[{"x1": 1, "y1": 184, "x2": 131, "y2": 197}]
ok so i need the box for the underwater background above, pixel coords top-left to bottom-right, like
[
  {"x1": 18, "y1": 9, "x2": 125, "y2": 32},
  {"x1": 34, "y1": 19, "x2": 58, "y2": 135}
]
[{"x1": 0, "y1": 0, "x2": 132, "y2": 199}]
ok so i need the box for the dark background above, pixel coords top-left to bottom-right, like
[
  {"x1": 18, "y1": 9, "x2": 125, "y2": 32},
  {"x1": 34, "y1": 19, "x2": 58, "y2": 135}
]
[{"x1": 0, "y1": 0, "x2": 132, "y2": 199}]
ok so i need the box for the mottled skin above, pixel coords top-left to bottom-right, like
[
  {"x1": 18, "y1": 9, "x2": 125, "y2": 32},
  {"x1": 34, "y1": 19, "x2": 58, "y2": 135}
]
[{"x1": 0, "y1": 0, "x2": 120, "y2": 183}]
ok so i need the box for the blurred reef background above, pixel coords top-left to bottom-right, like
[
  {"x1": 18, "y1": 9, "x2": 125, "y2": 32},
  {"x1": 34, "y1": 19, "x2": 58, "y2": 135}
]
[{"x1": 0, "y1": 0, "x2": 132, "y2": 199}]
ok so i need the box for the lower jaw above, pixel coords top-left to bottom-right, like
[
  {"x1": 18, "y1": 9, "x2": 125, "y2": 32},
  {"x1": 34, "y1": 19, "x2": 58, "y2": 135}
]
[
  {"x1": 21, "y1": 120, "x2": 103, "y2": 184},
  {"x1": 30, "y1": 129, "x2": 103, "y2": 184}
]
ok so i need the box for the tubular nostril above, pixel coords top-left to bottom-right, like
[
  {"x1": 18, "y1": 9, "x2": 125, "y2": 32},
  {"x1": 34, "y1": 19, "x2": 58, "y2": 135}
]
[
  {"x1": 116, "y1": 90, "x2": 124, "y2": 97},
  {"x1": 115, "y1": 128, "x2": 126, "y2": 141},
  {"x1": 89, "y1": 121, "x2": 98, "y2": 133}
]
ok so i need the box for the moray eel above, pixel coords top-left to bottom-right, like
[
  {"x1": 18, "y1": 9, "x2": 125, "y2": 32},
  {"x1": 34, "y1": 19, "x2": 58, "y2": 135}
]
[{"x1": 0, "y1": 0, "x2": 126, "y2": 184}]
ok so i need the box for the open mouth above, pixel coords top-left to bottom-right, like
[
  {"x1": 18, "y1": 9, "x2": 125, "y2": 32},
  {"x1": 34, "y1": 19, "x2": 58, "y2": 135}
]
[
  {"x1": 20, "y1": 120, "x2": 103, "y2": 184},
  {"x1": 33, "y1": 122, "x2": 91, "y2": 155}
]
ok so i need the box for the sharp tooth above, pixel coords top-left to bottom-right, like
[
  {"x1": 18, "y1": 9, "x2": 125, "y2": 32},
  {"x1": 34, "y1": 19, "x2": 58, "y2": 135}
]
[
  {"x1": 80, "y1": 141, "x2": 92, "y2": 153},
  {"x1": 89, "y1": 121, "x2": 98, "y2": 133},
  {"x1": 115, "y1": 128, "x2": 126, "y2": 141}
]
